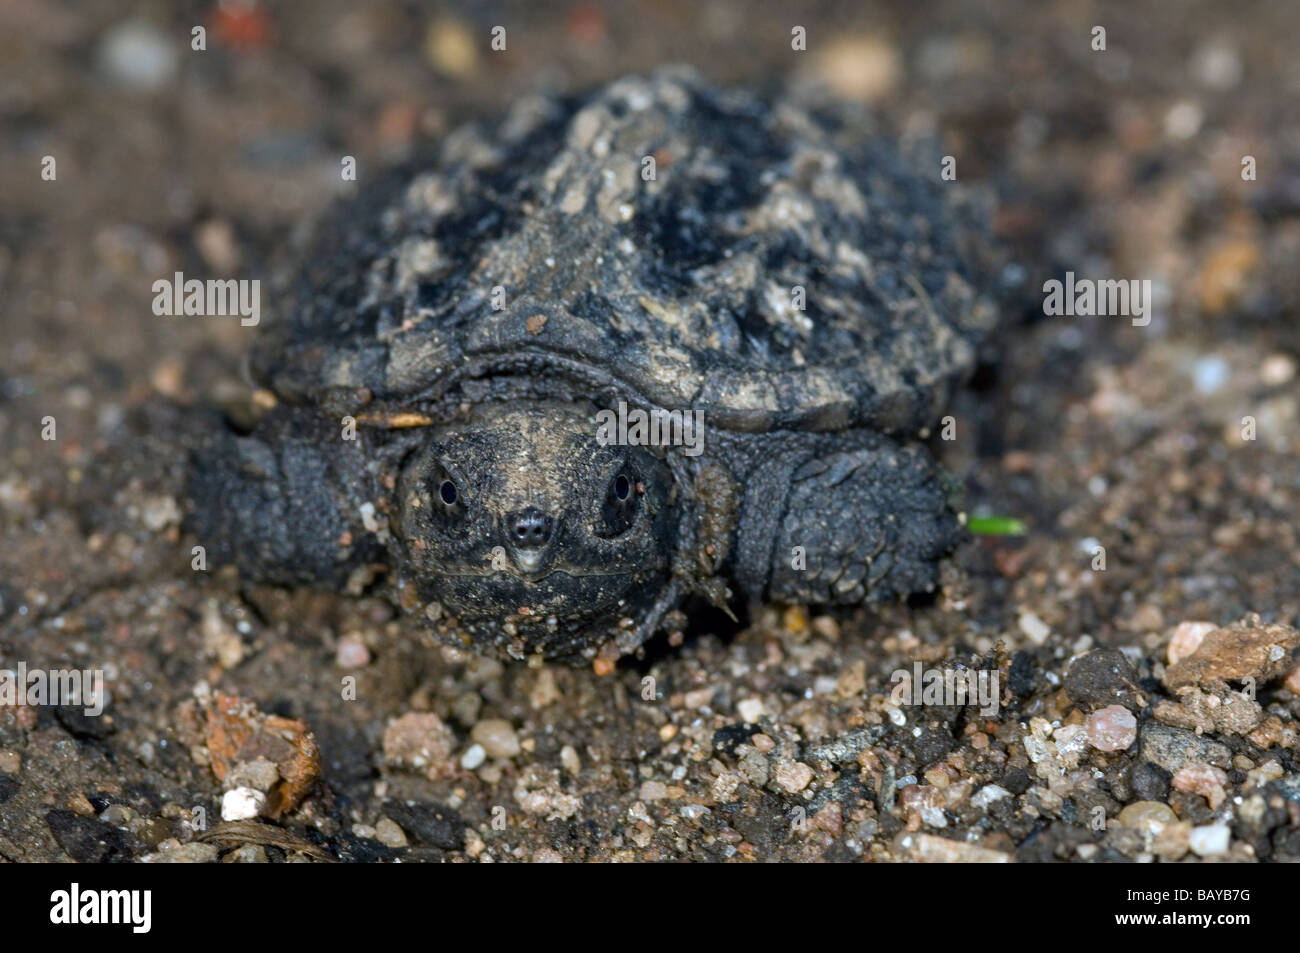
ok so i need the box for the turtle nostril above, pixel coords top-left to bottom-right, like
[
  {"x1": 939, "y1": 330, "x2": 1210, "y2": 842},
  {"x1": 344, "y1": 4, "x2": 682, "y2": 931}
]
[{"x1": 507, "y1": 507, "x2": 554, "y2": 547}]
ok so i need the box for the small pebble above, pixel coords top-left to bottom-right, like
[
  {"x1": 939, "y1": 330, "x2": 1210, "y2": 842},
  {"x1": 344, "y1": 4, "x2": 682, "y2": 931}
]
[
  {"x1": 911, "y1": 834, "x2": 1010, "y2": 863},
  {"x1": 639, "y1": 780, "x2": 668, "y2": 801},
  {"x1": 98, "y1": 20, "x2": 178, "y2": 90},
  {"x1": 221, "y1": 787, "x2": 266, "y2": 822},
  {"x1": 1087, "y1": 705, "x2": 1138, "y2": 752},
  {"x1": 774, "y1": 760, "x2": 813, "y2": 793},
  {"x1": 374, "y1": 818, "x2": 408, "y2": 848},
  {"x1": 684, "y1": 688, "x2": 713, "y2": 710},
  {"x1": 383, "y1": 712, "x2": 455, "y2": 776},
  {"x1": 1165, "y1": 101, "x2": 1204, "y2": 141},
  {"x1": 200, "y1": 600, "x2": 244, "y2": 669},
  {"x1": 1167, "y1": 620, "x2": 1216, "y2": 665},
  {"x1": 140, "y1": 495, "x2": 182, "y2": 532},
  {"x1": 811, "y1": 615, "x2": 840, "y2": 640},
  {"x1": 1129, "y1": 761, "x2": 1172, "y2": 801},
  {"x1": 1118, "y1": 801, "x2": 1177, "y2": 832},
  {"x1": 227, "y1": 757, "x2": 280, "y2": 793},
  {"x1": 336, "y1": 635, "x2": 371, "y2": 669},
  {"x1": 424, "y1": 16, "x2": 479, "y2": 77},
  {"x1": 195, "y1": 219, "x2": 241, "y2": 273},
  {"x1": 1018, "y1": 611, "x2": 1050, "y2": 645},
  {"x1": 816, "y1": 35, "x2": 900, "y2": 104},
  {"x1": 100, "y1": 804, "x2": 135, "y2": 827},
  {"x1": 141, "y1": 842, "x2": 219, "y2": 864},
  {"x1": 227, "y1": 844, "x2": 268, "y2": 863},
  {"x1": 739, "y1": 749, "x2": 769, "y2": 787},
  {"x1": 1192, "y1": 41, "x2": 1242, "y2": 90},
  {"x1": 1188, "y1": 823, "x2": 1231, "y2": 857},
  {"x1": 68, "y1": 793, "x2": 96, "y2": 817},
  {"x1": 1064, "y1": 648, "x2": 1139, "y2": 710},
  {"x1": 471, "y1": 718, "x2": 520, "y2": 759},
  {"x1": 1141, "y1": 724, "x2": 1232, "y2": 774},
  {"x1": 971, "y1": 784, "x2": 1011, "y2": 809},
  {"x1": 1054, "y1": 723, "x2": 1090, "y2": 764},
  {"x1": 1172, "y1": 763, "x2": 1229, "y2": 809},
  {"x1": 1285, "y1": 666, "x2": 1300, "y2": 695},
  {"x1": 1261, "y1": 353, "x2": 1296, "y2": 386},
  {"x1": 529, "y1": 668, "x2": 560, "y2": 708},
  {"x1": 560, "y1": 744, "x2": 581, "y2": 776},
  {"x1": 1164, "y1": 616, "x2": 1299, "y2": 690},
  {"x1": 460, "y1": 743, "x2": 486, "y2": 770},
  {"x1": 452, "y1": 691, "x2": 482, "y2": 726}
]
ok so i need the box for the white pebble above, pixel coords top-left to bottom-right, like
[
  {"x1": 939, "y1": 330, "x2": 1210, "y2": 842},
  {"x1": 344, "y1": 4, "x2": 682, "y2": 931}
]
[
  {"x1": 1164, "y1": 101, "x2": 1204, "y2": 141},
  {"x1": 359, "y1": 502, "x2": 382, "y2": 533},
  {"x1": 971, "y1": 784, "x2": 1011, "y2": 809},
  {"x1": 1192, "y1": 42, "x2": 1242, "y2": 90},
  {"x1": 560, "y1": 744, "x2": 581, "y2": 776},
  {"x1": 1189, "y1": 823, "x2": 1230, "y2": 857},
  {"x1": 1260, "y1": 353, "x2": 1296, "y2": 386},
  {"x1": 460, "y1": 743, "x2": 486, "y2": 770},
  {"x1": 99, "y1": 20, "x2": 178, "y2": 90},
  {"x1": 737, "y1": 698, "x2": 764, "y2": 723},
  {"x1": 221, "y1": 787, "x2": 265, "y2": 822},
  {"x1": 1018, "y1": 612, "x2": 1050, "y2": 645}
]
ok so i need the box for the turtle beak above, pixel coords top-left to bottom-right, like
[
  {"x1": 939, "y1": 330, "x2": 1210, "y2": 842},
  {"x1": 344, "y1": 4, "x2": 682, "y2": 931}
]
[
  {"x1": 503, "y1": 507, "x2": 556, "y2": 576},
  {"x1": 513, "y1": 549, "x2": 545, "y2": 573}
]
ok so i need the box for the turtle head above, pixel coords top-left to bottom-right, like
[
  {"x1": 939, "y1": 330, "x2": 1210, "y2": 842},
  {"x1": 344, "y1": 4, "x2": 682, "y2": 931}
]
[{"x1": 397, "y1": 401, "x2": 680, "y2": 657}]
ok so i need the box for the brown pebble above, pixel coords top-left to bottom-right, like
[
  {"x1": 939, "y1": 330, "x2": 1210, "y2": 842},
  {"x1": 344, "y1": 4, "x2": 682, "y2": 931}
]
[
  {"x1": 1171, "y1": 763, "x2": 1229, "y2": 809},
  {"x1": 68, "y1": 793, "x2": 96, "y2": 817},
  {"x1": 1164, "y1": 615, "x2": 1299, "y2": 690},
  {"x1": 382, "y1": 711, "x2": 455, "y2": 778}
]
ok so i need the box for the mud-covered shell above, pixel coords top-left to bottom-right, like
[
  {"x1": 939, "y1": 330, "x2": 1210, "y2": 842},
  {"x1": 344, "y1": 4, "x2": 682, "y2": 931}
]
[{"x1": 256, "y1": 67, "x2": 996, "y2": 435}]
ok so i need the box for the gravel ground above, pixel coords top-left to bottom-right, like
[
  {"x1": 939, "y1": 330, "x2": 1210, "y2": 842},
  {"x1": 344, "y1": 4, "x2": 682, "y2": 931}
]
[{"x1": 2, "y1": 0, "x2": 1300, "y2": 863}]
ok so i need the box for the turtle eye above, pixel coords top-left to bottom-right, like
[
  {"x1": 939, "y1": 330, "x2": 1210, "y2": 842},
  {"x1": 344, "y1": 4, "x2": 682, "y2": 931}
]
[
  {"x1": 427, "y1": 466, "x2": 467, "y2": 531},
  {"x1": 598, "y1": 468, "x2": 639, "y2": 537}
]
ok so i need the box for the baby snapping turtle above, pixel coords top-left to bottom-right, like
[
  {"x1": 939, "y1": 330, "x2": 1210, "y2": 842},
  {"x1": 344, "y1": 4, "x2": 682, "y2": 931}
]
[{"x1": 189, "y1": 68, "x2": 996, "y2": 662}]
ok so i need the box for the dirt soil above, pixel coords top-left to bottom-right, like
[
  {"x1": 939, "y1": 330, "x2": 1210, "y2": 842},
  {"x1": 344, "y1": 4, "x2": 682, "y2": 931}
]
[{"x1": 2, "y1": 0, "x2": 1300, "y2": 863}]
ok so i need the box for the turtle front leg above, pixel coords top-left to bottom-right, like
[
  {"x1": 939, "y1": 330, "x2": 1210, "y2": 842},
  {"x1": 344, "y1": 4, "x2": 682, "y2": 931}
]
[
  {"x1": 186, "y1": 406, "x2": 389, "y2": 590},
  {"x1": 726, "y1": 431, "x2": 962, "y2": 606}
]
